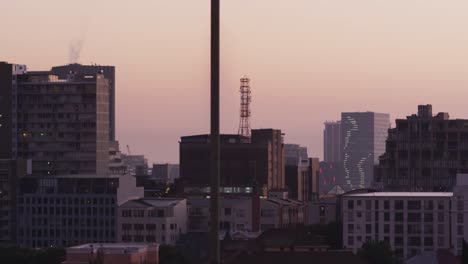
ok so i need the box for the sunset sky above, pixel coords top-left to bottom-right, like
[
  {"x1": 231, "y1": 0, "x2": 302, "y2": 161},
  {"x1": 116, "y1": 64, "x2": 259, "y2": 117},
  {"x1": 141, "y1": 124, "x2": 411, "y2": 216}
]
[{"x1": 1, "y1": 0, "x2": 467, "y2": 163}]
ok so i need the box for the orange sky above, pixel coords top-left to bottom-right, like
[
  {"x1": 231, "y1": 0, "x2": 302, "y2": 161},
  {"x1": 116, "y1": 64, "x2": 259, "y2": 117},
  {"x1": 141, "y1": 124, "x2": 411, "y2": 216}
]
[{"x1": 1, "y1": 0, "x2": 467, "y2": 163}]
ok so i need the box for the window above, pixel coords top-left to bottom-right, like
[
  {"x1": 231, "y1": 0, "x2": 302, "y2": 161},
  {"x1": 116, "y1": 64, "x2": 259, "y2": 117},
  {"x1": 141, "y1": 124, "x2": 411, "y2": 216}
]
[
  {"x1": 366, "y1": 224, "x2": 372, "y2": 234},
  {"x1": 357, "y1": 200, "x2": 362, "y2": 206},
  {"x1": 134, "y1": 210, "x2": 144, "y2": 217},
  {"x1": 384, "y1": 212, "x2": 390, "y2": 221},
  {"x1": 395, "y1": 212, "x2": 404, "y2": 222},
  {"x1": 122, "y1": 224, "x2": 131, "y2": 230},
  {"x1": 357, "y1": 212, "x2": 362, "y2": 218},
  {"x1": 458, "y1": 213, "x2": 463, "y2": 224},
  {"x1": 122, "y1": 210, "x2": 132, "y2": 217},
  {"x1": 375, "y1": 200, "x2": 379, "y2": 210},
  {"x1": 384, "y1": 201, "x2": 390, "y2": 210},
  {"x1": 146, "y1": 224, "x2": 156, "y2": 231},
  {"x1": 158, "y1": 210, "x2": 165, "y2": 218},
  {"x1": 408, "y1": 224, "x2": 421, "y2": 234},
  {"x1": 348, "y1": 200, "x2": 354, "y2": 209},
  {"x1": 395, "y1": 224, "x2": 404, "y2": 234},
  {"x1": 384, "y1": 224, "x2": 390, "y2": 234},
  {"x1": 424, "y1": 213, "x2": 433, "y2": 222},
  {"x1": 408, "y1": 201, "x2": 421, "y2": 210},
  {"x1": 408, "y1": 213, "x2": 421, "y2": 222},
  {"x1": 458, "y1": 200, "x2": 464, "y2": 211},
  {"x1": 395, "y1": 200, "x2": 404, "y2": 210},
  {"x1": 458, "y1": 225, "x2": 464, "y2": 235},
  {"x1": 348, "y1": 236, "x2": 354, "y2": 246},
  {"x1": 348, "y1": 224, "x2": 354, "y2": 234}
]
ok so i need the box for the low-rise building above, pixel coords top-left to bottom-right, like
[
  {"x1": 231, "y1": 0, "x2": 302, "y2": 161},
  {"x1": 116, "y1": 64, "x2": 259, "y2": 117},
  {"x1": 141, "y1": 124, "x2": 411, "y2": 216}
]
[
  {"x1": 307, "y1": 197, "x2": 339, "y2": 226},
  {"x1": 17, "y1": 174, "x2": 143, "y2": 248},
  {"x1": 62, "y1": 243, "x2": 159, "y2": 264},
  {"x1": 342, "y1": 191, "x2": 452, "y2": 259},
  {"x1": 118, "y1": 198, "x2": 187, "y2": 245}
]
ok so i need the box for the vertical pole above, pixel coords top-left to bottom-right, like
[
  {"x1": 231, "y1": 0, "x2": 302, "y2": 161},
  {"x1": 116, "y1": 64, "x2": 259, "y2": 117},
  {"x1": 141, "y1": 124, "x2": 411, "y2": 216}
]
[{"x1": 210, "y1": 0, "x2": 220, "y2": 264}]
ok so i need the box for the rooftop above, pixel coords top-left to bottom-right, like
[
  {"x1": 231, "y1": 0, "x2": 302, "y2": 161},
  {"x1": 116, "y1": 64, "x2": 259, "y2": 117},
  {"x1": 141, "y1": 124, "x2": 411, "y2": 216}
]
[
  {"x1": 343, "y1": 192, "x2": 453, "y2": 197},
  {"x1": 67, "y1": 243, "x2": 158, "y2": 254},
  {"x1": 120, "y1": 198, "x2": 185, "y2": 208}
]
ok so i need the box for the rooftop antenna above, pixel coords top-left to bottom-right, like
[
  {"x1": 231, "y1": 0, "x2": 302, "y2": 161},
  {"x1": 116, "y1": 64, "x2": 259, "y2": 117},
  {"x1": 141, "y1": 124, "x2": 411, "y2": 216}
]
[{"x1": 238, "y1": 76, "x2": 252, "y2": 137}]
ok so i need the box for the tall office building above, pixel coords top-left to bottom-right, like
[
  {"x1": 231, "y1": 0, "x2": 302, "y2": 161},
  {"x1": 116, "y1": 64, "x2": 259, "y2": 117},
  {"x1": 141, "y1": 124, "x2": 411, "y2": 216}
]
[
  {"x1": 341, "y1": 112, "x2": 390, "y2": 190},
  {"x1": 51, "y1": 64, "x2": 116, "y2": 141},
  {"x1": 374, "y1": 105, "x2": 468, "y2": 191},
  {"x1": 180, "y1": 129, "x2": 285, "y2": 195},
  {"x1": 323, "y1": 121, "x2": 342, "y2": 163},
  {"x1": 0, "y1": 63, "x2": 110, "y2": 176}
]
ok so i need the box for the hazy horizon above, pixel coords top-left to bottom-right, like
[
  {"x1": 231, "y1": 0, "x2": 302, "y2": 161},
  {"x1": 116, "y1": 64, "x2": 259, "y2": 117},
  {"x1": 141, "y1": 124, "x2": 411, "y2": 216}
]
[{"x1": 1, "y1": 0, "x2": 467, "y2": 164}]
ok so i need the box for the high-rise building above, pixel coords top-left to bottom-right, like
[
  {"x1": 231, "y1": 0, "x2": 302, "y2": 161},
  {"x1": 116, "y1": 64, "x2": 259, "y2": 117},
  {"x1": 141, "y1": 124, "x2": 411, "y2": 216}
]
[
  {"x1": 51, "y1": 64, "x2": 116, "y2": 141},
  {"x1": 341, "y1": 112, "x2": 390, "y2": 190},
  {"x1": 374, "y1": 105, "x2": 468, "y2": 191},
  {"x1": 180, "y1": 129, "x2": 285, "y2": 195},
  {"x1": 0, "y1": 62, "x2": 110, "y2": 177},
  {"x1": 323, "y1": 121, "x2": 341, "y2": 163}
]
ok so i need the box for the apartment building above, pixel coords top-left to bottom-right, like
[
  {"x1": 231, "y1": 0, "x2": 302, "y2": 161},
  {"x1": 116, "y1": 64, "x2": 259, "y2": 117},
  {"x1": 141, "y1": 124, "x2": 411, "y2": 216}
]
[
  {"x1": 117, "y1": 198, "x2": 187, "y2": 245},
  {"x1": 342, "y1": 192, "x2": 452, "y2": 259}
]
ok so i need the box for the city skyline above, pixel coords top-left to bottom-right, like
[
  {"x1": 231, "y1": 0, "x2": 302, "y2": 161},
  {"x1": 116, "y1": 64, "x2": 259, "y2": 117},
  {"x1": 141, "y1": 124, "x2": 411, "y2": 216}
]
[{"x1": 1, "y1": 0, "x2": 468, "y2": 164}]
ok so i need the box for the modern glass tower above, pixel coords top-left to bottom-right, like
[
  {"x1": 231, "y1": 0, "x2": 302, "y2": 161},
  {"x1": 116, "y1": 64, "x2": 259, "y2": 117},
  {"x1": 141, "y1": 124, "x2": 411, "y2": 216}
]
[{"x1": 341, "y1": 112, "x2": 390, "y2": 190}]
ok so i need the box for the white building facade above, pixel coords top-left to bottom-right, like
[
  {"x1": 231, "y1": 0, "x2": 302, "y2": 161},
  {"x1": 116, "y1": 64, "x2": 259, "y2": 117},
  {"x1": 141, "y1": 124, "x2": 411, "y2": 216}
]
[{"x1": 342, "y1": 192, "x2": 452, "y2": 259}]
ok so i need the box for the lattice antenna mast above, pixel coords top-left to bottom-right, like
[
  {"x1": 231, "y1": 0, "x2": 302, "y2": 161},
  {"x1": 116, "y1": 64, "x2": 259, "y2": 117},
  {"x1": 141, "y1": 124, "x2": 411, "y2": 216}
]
[{"x1": 238, "y1": 76, "x2": 252, "y2": 137}]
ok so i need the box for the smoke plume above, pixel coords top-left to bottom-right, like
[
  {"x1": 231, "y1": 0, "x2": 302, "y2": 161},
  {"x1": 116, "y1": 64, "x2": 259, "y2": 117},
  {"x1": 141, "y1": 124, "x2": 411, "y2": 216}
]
[{"x1": 69, "y1": 38, "x2": 84, "y2": 64}]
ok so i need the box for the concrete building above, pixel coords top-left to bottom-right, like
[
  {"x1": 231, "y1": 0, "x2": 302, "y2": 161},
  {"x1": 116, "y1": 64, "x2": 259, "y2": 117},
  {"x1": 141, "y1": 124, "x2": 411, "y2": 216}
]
[
  {"x1": 180, "y1": 129, "x2": 285, "y2": 195},
  {"x1": 323, "y1": 121, "x2": 342, "y2": 163},
  {"x1": 51, "y1": 63, "x2": 116, "y2": 141},
  {"x1": 0, "y1": 159, "x2": 28, "y2": 245},
  {"x1": 342, "y1": 191, "x2": 452, "y2": 259},
  {"x1": 0, "y1": 62, "x2": 110, "y2": 176},
  {"x1": 341, "y1": 112, "x2": 390, "y2": 190},
  {"x1": 117, "y1": 198, "x2": 187, "y2": 245},
  {"x1": 152, "y1": 163, "x2": 179, "y2": 184},
  {"x1": 375, "y1": 105, "x2": 468, "y2": 191},
  {"x1": 63, "y1": 243, "x2": 159, "y2": 264},
  {"x1": 451, "y1": 174, "x2": 468, "y2": 256},
  {"x1": 16, "y1": 174, "x2": 143, "y2": 248}
]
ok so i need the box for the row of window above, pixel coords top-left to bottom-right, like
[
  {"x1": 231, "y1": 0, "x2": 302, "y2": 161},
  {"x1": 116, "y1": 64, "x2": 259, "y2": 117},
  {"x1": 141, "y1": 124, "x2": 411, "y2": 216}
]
[
  {"x1": 348, "y1": 223, "x2": 446, "y2": 235},
  {"x1": 20, "y1": 197, "x2": 115, "y2": 205},
  {"x1": 121, "y1": 223, "x2": 177, "y2": 231},
  {"x1": 347, "y1": 199, "x2": 448, "y2": 211},
  {"x1": 347, "y1": 235, "x2": 445, "y2": 248},
  {"x1": 121, "y1": 209, "x2": 165, "y2": 218},
  {"x1": 19, "y1": 206, "x2": 115, "y2": 216},
  {"x1": 348, "y1": 211, "x2": 447, "y2": 223}
]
